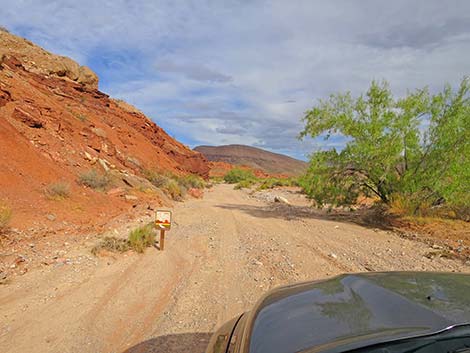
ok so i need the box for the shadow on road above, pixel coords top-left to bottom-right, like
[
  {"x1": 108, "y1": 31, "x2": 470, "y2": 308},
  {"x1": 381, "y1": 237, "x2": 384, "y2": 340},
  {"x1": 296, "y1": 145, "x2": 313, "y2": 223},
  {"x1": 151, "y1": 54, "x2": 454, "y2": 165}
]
[
  {"x1": 122, "y1": 332, "x2": 212, "y2": 353},
  {"x1": 215, "y1": 202, "x2": 395, "y2": 231}
]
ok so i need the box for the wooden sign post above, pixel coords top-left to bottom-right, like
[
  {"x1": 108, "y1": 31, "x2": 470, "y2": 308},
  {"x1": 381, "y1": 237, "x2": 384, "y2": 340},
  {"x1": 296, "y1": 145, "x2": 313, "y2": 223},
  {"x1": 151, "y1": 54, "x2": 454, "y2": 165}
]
[{"x1": 155, "y1": 210, "x2": 171, "y2": 251}]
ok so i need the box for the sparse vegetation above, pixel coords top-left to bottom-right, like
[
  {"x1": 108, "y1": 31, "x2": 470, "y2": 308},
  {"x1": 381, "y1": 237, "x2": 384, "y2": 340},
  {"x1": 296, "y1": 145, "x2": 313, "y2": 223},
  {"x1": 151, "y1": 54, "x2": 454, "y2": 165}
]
[
  {"x1": 0, "y1": 202, "x2": 12, "y2": 232},
  {"x1": 257, "y1": 177, "x2": 298, "y2": 190},
  {"x1": 45, "y1": 182, "x2": 71, "y2": 199},
  {"x1": 78, "y1": 169, "x2": 110, "y2": 190},
  {"x1": 223, "y1": 168, "x2": 297, "y2": 190},
  {"x1": 91, "y1": 236, "x2": 131, "y2": 255},
  {"x1": 224, "y1": 168, "x2": 256, "y2": 184},
  {"x1": 128, "y1": 224, "x2": 156, "y2": 253},
  {"x1": 144, "y1": 170, "x2": 206, "y2": 200},
  {"x1": 164, "y1": 179, "x2": 184, "y2": 200},
  {"x1": 300, "y1": 78, "x2": 470, "y2": 220},
  {"x1": 77, "y1": 114, "x2": 87, "y2": 122},
  {"x1": 177, "y1": 174, "x2": 206, "y2": 189},
  {"x1": 234, "y1": 179, "x2": 257, "y2": 189},
  {"x1": 210, "y1": 176, "x2": 225, "y2": 183},
  {"x1": 144, "y1": 170, "x2": 168, "y2": 188},
  {"x1": 92, "y1": 223, "x2": 157, "y2": 255},
  {"x1": 221, "y1": 167, "x2": 298, "y2": 190},
  {"x1": 70, "y1": 110, "x2": 87, "y2": 122}
]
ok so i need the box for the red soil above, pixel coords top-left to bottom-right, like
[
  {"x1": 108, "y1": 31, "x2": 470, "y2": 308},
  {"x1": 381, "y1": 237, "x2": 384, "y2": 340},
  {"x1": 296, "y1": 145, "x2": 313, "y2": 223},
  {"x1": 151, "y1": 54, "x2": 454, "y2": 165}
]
[{"x1": 0, "y1": 50, "x2": 208, "y2": 236}]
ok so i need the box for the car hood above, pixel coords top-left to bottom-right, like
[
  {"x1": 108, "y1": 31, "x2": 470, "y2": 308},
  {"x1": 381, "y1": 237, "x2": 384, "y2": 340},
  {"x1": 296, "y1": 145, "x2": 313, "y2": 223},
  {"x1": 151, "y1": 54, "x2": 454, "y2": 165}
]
[{"x1": 244, "y1": 272, "x2": 470, "y2": 353}]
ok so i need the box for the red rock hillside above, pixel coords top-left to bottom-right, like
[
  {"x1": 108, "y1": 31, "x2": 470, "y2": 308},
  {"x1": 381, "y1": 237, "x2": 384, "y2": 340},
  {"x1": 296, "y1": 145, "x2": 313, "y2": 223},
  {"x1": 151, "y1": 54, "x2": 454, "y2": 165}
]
[{"x1": 0, "y1": 29, "x2": 209, "y2": 234}]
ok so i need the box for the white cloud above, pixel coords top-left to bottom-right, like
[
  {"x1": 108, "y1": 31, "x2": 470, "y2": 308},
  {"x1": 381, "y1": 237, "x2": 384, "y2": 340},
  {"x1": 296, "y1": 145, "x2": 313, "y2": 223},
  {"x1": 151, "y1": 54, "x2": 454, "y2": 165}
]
[{"x1": 1, "y1": 0, "x2": 470, "y2": 159}]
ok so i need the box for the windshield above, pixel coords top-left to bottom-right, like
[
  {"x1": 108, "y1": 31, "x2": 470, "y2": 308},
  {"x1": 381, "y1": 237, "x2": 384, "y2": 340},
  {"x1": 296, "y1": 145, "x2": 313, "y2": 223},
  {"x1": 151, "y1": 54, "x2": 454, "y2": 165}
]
[{"x1": 351, "y1": 325, "x2": 470, "y2": 353}]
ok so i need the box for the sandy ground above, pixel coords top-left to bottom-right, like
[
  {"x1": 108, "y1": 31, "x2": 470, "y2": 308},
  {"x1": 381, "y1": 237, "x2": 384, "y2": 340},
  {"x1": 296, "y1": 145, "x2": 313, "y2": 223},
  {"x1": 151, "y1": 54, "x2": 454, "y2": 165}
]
[{"x1": 1, "y1": 184, "x2": 469, "y2": 353}]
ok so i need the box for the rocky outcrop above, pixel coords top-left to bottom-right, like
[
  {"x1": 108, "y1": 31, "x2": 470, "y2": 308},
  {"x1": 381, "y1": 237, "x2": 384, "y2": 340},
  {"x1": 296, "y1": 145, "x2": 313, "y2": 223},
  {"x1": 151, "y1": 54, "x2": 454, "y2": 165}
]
[
  {"x1": 0, "y1": 30, "x2": 98, "y2": 89},
  {"x1": 0, "y1": 31, "x2": 209, "y2": 232}
]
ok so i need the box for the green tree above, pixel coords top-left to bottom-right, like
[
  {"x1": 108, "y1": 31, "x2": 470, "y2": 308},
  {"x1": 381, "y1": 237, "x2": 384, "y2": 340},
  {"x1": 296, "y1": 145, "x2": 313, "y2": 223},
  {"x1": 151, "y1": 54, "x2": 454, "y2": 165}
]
[{"x1": 299, "y1": 78, "x2": 470, "y2": 217}]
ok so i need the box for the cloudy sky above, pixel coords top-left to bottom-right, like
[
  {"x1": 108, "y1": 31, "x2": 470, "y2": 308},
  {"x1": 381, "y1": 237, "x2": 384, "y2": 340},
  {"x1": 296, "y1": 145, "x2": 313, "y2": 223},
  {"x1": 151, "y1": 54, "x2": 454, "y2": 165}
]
[{"x1": 2, "y1": 0, "x2": 470, "y2": 160}]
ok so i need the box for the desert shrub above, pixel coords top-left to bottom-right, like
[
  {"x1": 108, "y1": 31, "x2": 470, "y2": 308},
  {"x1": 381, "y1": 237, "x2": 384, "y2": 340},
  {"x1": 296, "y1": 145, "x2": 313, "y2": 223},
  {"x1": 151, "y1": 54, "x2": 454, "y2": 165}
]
[
  {"x1": 390, "y1": 193, "x2": 470, "y2": 221},
  {"x1": 235, "y1": 179, "x2": 257, "y2": 189},
  {"x1": 164, "y1": 179, "x2": 185, "y2": 200},
  {"x1": 177, "y1": 174, "x2": 206, "y2": 189},
  {"x1": 91, "y1": 236, "x2": 131, "y2": 255},
  {"x1": 299, "y1": 78, "x2": 470, "y2": 219},
  {"x1": 144, "y1": 171, "x2": 204, "y2": 200},
  {"x1": 78, "y1": 169, "x2": 110, "y2": 190},
  {"x1": 144, "y1": 170, "x2": 169, "y2": 188},
  {"x1": 128, "y1": 224, "x2": 156, "y2": 253},
  {"x1": 0, "y1": 202, "x2": 12, "y2": 232},
  {"x1": 45, "y1": 182, "x2": 71, "y2": 199},
  {"x1": 389, "y1": 193, "x2": 434, "y2": 216},
  {"x1": 257, "y1": 177, "x2": 298, "y2": 190},
  {"x1": 224, "y1": 168, "x2": 256, "y2": 184},
  {"x1": 210, "y1": 176, "x2": 224, "y2": 183}
]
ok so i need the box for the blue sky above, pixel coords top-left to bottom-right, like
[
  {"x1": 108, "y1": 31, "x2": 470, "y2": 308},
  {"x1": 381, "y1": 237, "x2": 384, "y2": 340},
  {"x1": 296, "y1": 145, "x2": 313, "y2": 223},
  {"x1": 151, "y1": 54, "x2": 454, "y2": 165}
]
[{"x1": 1, "y1": 0, "x2": 470, "y2": 160}]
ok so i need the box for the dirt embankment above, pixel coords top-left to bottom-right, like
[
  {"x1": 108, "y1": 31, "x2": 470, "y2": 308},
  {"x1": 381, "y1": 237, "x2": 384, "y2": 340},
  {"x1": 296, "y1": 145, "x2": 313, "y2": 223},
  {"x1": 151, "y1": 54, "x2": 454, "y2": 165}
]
[
  {"x1": 0, "y1": 30, "x2": 209, "y2": 238},
  {"x1": 0, "y1": 185, "x2": 468, "y2": 353}
]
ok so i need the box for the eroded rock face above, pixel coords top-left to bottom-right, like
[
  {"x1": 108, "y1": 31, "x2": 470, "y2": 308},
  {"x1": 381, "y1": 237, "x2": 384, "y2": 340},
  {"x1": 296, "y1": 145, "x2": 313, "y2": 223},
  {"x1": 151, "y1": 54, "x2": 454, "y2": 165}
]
[
  {"x1": 0, "y1": 31, "x2": 209, "y2": 232},
  {"x1": 0, "y1": 30, "x2": 99, "y2": 89}
]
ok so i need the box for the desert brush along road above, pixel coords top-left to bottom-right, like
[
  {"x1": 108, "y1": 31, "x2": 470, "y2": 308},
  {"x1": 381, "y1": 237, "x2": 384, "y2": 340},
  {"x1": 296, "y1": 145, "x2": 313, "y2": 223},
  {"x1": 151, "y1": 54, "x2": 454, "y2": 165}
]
[{"x1": 1, "y1": 184, "x2": 469, "y2": 353}]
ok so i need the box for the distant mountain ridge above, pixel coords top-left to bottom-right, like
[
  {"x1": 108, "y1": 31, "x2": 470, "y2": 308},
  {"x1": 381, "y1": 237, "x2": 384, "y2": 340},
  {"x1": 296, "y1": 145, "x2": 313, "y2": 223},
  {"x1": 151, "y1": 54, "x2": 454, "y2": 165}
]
[{"x1": 194, "y1": 144, "x2": 308, "y2": 176}]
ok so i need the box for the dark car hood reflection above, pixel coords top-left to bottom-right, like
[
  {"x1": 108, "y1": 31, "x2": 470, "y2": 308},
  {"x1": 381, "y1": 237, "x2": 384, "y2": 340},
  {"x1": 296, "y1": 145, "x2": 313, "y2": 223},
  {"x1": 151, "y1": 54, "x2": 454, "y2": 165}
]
[{"x1": 248, "y1": 272, "x2": 470, "y2": 353}]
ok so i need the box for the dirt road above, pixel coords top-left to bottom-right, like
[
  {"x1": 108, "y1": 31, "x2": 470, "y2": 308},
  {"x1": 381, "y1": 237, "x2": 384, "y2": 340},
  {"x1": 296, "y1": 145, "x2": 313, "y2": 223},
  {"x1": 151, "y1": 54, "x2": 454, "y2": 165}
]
[{"x1": 1, "y1": 184, "x2": 469, "y2": 353}]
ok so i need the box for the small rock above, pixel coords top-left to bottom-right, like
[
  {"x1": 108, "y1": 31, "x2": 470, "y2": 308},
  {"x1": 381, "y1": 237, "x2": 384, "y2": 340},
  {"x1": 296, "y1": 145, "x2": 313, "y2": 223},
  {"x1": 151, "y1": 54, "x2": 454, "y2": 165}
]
[
  {"x1": 98, "y1": 158, "x2": 110, "y2": 172},
  {"x1": 83, "y1": 151, "x2": 93, "y2": 161},
  {"x1": 329, "y1": 253, "x2": 338, "y2": 259},
  {"x1": 274, "y1": 196, "x2": 290, "y2": 205},
  {"x1": 14, "y1": 255, "x2": 26, "y2": 265},
  {"x1": 124, "y1": 195, "x2": 138, "y2": 201},
  {"x1": 46, "y1": 214, "x2": 56, "y2": 221},
  {"x1": 107, "y1": 187, "x2": 124, "y2": 196}
]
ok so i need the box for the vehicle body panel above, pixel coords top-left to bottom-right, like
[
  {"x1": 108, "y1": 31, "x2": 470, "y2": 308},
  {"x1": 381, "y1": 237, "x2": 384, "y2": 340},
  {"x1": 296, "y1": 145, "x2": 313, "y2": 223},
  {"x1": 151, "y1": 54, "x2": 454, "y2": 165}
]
[{"x1": 207, "y1": 272, "x2": 470, "y2": 353}]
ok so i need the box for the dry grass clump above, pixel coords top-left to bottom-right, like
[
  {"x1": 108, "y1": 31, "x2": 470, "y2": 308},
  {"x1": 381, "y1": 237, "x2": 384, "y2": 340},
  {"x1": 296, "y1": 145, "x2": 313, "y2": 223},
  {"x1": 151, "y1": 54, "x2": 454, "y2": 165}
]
[
  {"x1": 144, "y1": 170, "x2": 206, "y2": 201},
  {"x1": 144, "y1": 170, "x2": 168, "y2": 188},
  {"x1": 389, "y1": 193, "x2": 470, "y2": 221},
  {"x1": 92, "y1": 224, "x2": 156, "y2": 255},
  {"x1": 128, "y1": 224, "x2": 156, "y2": 253},
  {"x1": 164, "y1": 179, "x2": 184, "y2": 200},
  {"x1": 45, "y1": 182, "x2": 71, "y2": 199},
  {"x1": 91, "y1": 237, "x2": 131, "y2": 255},
  {"x1": 0, "y1": 202, "x2": 12, "y2": 233},
  {"x1": 78, "y1": 169, "x2": 110, "y2": 191}
]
